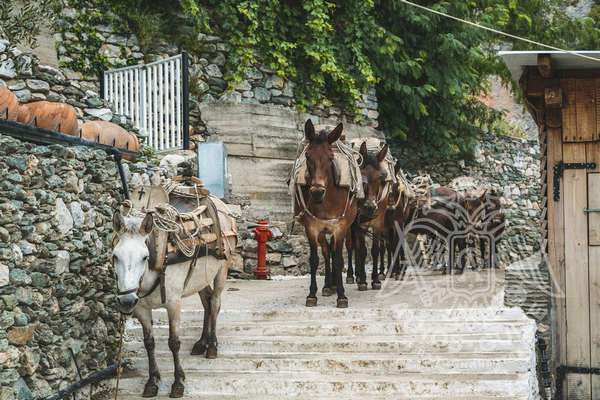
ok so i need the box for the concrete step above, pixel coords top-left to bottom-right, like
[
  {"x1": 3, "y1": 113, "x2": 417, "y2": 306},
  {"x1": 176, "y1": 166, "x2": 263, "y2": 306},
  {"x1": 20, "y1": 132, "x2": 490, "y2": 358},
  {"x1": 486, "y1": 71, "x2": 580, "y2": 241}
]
[
  {"x1": 116, "y1": 371, "x2": 530, "y2": 397},
  {"x1": 124, "y1": 335, "x2": 531, "y2": 355},
  {"x1": 128, "y1": 352, "x2": 531, "y2": 375},
  {"x1": 128, "y1": 319, "x2": 532, "y2": 337},
  {"x1": 143, "y1": 307, "x2": 532, "y2": 324},
  {"x1": 117, "y1": 396, "x2": 528, "y2": 400}
]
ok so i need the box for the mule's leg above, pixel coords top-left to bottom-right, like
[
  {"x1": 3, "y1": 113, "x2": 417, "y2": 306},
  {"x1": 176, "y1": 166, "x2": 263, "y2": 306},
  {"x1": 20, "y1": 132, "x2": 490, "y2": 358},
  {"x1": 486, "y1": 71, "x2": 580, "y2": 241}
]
[
  {"x1": 206, "y1": 264, "x2": 227, "y2": 359},
  {"x1": 378, "y1": 238, "x2": 386, "y2": 281},
  {"x1": 135, "y1": 307, "x2": 160, "y2": 398},
  {"x1": 320, "y1": 235, "x2": 334, "y2": 297},
  {"x1": 334, "y1": 237, "x2": 348, "y2": 308},
  {"x1": 191, "y1": 287, "x2": 212, "y2": 356},
  {"x1": 355, "y1": 226, "x2": 368, "y2": 291},
  {"x1": 345, "y1": 228, "x2": 355, "y2": 284},
  {"x1": 166, "y1": 300, "x2": 185, "y2": 398},
  {"x1": 306, "y1": 239, "x2": 319, "y2": 307},
  {"x1": 387, "y1": 229, "x2": 396, "y2": 279},
  {"x1": 371, "y1": 238, "x2": 382, "y2": 290},
  {"x1": 457, "y1": 239, "x2": 468, "y2": 274}
]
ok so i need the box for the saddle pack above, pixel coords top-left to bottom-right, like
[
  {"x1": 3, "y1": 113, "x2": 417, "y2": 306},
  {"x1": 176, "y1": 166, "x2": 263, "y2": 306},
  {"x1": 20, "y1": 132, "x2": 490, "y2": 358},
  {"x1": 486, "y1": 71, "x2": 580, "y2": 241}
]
[{"x1": 128, "y1": 176, "x2": 238, "y2": 273}]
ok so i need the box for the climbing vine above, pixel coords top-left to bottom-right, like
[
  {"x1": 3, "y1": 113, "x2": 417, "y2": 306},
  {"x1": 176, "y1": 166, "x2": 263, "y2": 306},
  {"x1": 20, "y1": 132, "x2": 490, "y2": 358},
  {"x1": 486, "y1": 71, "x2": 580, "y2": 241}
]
[{"x1": 20, "y1": 0, "x2": 600, "y2": 156}]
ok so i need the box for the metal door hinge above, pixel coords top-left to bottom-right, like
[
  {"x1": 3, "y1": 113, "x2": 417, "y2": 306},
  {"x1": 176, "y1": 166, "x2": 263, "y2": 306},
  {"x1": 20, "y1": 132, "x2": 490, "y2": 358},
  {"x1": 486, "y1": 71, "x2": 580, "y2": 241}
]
[
  {"x1": 556, "y1": 365, "x2": 600, "y2": 399},
  {"x1": 553, "y1": 161, "x2": 596, "y2": 201}
]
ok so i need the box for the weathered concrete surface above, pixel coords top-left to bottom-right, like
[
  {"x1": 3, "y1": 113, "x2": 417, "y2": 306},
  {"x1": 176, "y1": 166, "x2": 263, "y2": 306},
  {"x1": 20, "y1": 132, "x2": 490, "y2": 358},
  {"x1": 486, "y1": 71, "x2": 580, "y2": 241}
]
[
  {"x1": 117, "y1": 271, "x2": 539, "y2": 399},
  {"x1": 201, "y1": 103, "x2": 384, "y2": 220}
]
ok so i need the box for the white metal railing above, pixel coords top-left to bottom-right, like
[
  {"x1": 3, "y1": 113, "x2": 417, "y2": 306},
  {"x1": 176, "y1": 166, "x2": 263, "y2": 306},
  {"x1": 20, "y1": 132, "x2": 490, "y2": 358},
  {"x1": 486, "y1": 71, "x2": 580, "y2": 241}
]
[{"x1": 103, "y1": 54, "x2": 189, "y2": 151}]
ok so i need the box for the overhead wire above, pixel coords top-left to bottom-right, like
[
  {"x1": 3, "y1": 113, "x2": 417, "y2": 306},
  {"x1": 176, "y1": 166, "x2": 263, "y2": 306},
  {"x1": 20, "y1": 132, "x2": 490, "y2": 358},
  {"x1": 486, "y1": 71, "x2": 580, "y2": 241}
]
[{"x1": 398, "y1": 0, "x2": 600, "y2": 63}]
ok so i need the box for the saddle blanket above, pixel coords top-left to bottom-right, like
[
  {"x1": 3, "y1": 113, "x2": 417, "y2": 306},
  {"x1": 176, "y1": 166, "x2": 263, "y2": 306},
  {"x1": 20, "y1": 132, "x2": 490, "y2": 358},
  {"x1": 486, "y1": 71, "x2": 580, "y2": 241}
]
[{"x1": 290, "y1": 140, "x2": 364, "y2": 199}]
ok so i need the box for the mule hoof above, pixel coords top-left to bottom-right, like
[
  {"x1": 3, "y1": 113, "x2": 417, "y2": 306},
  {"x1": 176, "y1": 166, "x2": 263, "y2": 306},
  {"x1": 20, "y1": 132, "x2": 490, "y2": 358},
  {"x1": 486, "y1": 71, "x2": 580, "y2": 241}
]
[
  {"x1": 372, "y1": 282, "x2": 382, "y2": 290},
  {"x1": 346, "y1": 276, "x2": 355, "y2": 284},
  {"x1": 191, "y1": 341, "x2": 207, "y2": 356},
  {"x1": 142, "y1": 381, "x2": 159, "y2": 398},
  {"x1": 169, "y1": 382, "x2": 185, "y2": 398},
  {"x1": 378, "y1": 273, "x2": 386, "y2": 281},
  {"x1": 357, "y1": 283, "x2": 368, "y2": 291},
  {"x1": 206, "y1": 344, "x2": 218, "y2": 359},
  {"x1": 322, "y1": 287, "x2": 334, "y2": 297},
  {"x1": 305, "y1": 297, "x2": 318, "y2": 307},
  {"x1": 337, "y1": 298, "x2": 349, "y2": 308},
  {"x1": 394, "y1": 273, "x2": 400, "y2": 281}
]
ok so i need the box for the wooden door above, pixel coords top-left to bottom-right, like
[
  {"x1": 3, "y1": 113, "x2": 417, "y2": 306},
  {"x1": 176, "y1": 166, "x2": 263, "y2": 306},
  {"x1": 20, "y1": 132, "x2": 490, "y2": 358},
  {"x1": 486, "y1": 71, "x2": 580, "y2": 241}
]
[{"x1": 554, "y1": 78, "x2": 600, "y2": 399}]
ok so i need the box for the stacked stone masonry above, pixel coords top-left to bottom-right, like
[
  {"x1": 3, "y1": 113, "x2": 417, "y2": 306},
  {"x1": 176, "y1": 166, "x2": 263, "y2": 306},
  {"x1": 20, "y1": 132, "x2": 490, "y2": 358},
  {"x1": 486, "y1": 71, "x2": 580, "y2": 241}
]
[
  {"x1": 0, "y1": 39, "x2": 132, "y2": 130},
  {"x1": 54, "y1": 9, "x2": 380, "y2": 138},
  {"x1": 0, "y1": 135, "x2": 123, "y2": 400}
]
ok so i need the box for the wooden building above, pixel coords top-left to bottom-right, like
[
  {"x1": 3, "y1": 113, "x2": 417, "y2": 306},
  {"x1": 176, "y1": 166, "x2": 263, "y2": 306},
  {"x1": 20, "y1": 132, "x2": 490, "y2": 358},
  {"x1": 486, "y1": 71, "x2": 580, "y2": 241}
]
[{"x1": 500, "y1": 51, "x2": 600, "y2": 399}]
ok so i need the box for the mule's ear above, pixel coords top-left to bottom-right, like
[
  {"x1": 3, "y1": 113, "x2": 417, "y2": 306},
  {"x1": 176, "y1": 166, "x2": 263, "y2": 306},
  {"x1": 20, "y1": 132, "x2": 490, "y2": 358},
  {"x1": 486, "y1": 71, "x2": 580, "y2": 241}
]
[
  {"x1": 113, "y1": 211, "x2": 124, "y2": 232},
  {"x1": 359, "y1": 141, "x2": 368, "y2": 158},
  {"x1": 359, "y1": 141, "x2": 368, "y2": 166},
  {"x1": 327, "y1": 123, "x2": 343, "y2": 144},
  {"x1": 305, "y1": 119, "x2": 316, "y2": 141},
  {"x1": 377, "y1": 144, "x2": 388, "y2": 163},
  {"x1": 479, "y1": 189, "x2": 488, "y2": 202},
  {"x1": 140, "y1": 213, "x2": 153, "y2": 235}
]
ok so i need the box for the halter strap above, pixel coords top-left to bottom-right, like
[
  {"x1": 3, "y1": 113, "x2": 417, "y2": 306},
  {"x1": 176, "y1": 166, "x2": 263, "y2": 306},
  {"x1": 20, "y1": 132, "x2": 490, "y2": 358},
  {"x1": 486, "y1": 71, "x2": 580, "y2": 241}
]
[{"x1": 295, "y1": 184, "x2": 354, "y2": 225}]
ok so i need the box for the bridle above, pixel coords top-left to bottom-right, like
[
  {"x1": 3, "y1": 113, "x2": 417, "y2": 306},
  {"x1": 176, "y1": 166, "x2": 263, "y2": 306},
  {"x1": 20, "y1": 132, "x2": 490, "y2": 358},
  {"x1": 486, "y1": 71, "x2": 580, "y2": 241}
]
[
  {"x1": 295, "y1": 153, "x2": 354, "y2": 224},
  {"x1": 113, "y1": 233, "x2": 161, "y2": 306},
  {"x1": 295, "y1": 182, "x2": 354, "y2": 224},
  {"x1": 116, "y1": 273, "x2": 160, "y2": 300}
]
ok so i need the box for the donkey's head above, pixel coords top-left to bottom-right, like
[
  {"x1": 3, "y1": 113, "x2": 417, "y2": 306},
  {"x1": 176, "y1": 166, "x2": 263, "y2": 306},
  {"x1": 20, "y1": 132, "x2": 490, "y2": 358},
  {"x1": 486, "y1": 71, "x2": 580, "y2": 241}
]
[
  {"x1": 358, "y1": 142, "x2": 389, "y2": 218},
  {"x1": 304, "y1": 119, "x2": 343, "y2": 204},
  {"x1": 112, "y1": 211, "x2": 154, "y2": 314}
]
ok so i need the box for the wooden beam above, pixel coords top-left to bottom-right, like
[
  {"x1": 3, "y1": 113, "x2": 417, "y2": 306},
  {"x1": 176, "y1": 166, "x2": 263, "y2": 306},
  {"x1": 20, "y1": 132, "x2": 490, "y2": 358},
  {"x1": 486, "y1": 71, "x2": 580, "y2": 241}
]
[
  {"x1": 538, "y1": 54, "x2": 554, "y2": 78},
  {"x1": 545, "y1": 87, "x2": 563, "y2": 109}
]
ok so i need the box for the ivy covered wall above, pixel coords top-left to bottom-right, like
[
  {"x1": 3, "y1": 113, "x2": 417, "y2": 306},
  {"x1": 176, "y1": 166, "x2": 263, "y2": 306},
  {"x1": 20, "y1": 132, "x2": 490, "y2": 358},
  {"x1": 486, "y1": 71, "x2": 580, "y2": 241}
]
[{"x1": 52, "y1": 0, "x2": 379, "y2": 144}]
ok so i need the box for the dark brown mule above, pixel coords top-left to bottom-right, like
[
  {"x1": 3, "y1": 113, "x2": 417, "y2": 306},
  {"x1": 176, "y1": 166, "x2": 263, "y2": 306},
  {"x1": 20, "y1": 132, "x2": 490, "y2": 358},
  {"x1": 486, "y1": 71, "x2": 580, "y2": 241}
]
[
  {"x1": 347, "y1": 142, "x2": 390, "y2": 291},
  {"x1": 407, "y1": 186, "x2": 466, "y2": 274},
  {"x1": 294, "y1": 120, "x2": 358, "y2": 308},
  {"x1": 385, "y1": 163, "x2": 418, "y2": 280},
  {"x1": 464, "y1": 189, "x2": 505, "y2": 269}
]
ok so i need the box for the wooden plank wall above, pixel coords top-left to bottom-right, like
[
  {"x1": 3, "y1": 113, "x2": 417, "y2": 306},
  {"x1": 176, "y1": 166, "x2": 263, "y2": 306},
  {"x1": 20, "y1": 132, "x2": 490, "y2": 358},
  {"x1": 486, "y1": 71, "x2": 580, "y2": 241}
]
[
  {"x1": 546, "y1": 122, "x2": 567, "y2": 397},
  {"x1": 562, "y1": 142, "x2": 591, "y2": 399},
  {"x1": 554, "y1": 76, "x2": 600, "y2": 399}
]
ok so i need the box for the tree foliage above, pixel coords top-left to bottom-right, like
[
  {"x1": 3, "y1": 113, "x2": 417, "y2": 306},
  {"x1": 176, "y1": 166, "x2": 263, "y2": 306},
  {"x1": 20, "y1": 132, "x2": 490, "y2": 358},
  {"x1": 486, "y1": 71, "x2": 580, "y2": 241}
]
[
  {"x1": 192, "y1": 0, "x2": 600, "y2": 156},
  {"x1": 3, "y1": 0, "x2": 599, "y2": 156},
  {"x1": 0, "y1": 0, "x2": 60, "y2": 48}
]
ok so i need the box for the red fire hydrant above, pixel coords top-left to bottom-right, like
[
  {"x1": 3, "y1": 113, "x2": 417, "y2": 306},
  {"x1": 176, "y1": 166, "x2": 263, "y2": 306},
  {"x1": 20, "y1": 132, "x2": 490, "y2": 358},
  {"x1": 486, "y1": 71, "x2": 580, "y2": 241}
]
[{"x1": 252, "y1": 219, "x2": 272, "y2": 280}]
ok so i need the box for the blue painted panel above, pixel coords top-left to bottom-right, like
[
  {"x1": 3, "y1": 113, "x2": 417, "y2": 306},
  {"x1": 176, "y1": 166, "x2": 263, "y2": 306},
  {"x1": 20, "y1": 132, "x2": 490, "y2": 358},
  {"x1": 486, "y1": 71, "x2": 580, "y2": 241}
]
[{"x1": 197, "y1": 142, "x2": 228, "y2": 198}]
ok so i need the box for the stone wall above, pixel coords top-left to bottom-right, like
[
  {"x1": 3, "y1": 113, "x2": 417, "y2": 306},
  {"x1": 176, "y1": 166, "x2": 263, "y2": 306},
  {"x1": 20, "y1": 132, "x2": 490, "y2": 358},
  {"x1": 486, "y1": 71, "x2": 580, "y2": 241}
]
[
  {"x1": 395, "y1": 133, "x2": 542, "y2": 266},
  {"x1": 199, "y1": 102, "x2": 384, "y2": 277},
  {"x1": 0, "y1": 39, "x2": 129, "y2": 128},
  {"x1": 0, "y1": 134, "x2": 123, "y2": 400},
  {"x1": 53, "y1": 9, "x2": 380, "y2": 138}
]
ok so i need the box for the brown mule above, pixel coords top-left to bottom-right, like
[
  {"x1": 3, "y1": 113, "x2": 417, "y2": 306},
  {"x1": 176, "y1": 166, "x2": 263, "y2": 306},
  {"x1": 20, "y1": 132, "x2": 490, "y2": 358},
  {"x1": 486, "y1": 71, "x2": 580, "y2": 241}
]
[
  {"x1": 293, "y1": 120, "x2": 358, "y2": 308},
  {"x1": 385, "y1": 162, "x2": 417, "y2": 280},
  {"x1": 350, "y1": 142, "x2": 391, "y2": 290}
]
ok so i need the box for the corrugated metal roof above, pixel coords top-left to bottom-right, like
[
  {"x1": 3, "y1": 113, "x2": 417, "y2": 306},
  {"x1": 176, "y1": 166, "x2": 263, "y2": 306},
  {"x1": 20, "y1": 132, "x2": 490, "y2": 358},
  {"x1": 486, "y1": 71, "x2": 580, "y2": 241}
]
[{"x1": 498, "y1": 50, "x2": 600, "y2": 81}]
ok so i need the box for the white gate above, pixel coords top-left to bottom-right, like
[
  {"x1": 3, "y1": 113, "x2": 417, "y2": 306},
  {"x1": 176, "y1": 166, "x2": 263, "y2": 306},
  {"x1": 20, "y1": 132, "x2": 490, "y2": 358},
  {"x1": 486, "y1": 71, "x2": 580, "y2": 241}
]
[{"x1": 103, "y1": 53, "x2": 190, "y2": 151}]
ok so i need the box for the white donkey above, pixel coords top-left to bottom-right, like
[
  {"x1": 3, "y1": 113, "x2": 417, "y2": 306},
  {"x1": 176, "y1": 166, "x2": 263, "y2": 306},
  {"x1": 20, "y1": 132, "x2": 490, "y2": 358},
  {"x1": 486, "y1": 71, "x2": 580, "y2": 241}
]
[{"x1": 112, "y1": 199, "x2": 237, "y2": 398}]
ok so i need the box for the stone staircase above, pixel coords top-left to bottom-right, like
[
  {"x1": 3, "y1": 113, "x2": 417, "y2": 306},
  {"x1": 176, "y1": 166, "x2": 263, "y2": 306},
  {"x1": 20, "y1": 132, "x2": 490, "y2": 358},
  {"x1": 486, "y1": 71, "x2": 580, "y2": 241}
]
[{"x1": 116, "y1": 278, "x2": 539, "y2": 399}]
